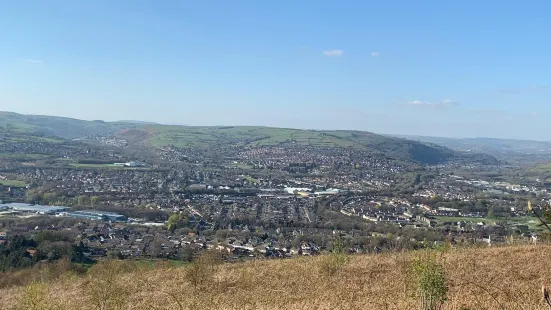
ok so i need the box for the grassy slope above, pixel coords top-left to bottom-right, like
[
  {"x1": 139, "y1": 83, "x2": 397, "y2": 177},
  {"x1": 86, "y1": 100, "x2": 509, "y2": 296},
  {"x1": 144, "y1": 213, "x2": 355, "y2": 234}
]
[
  {"x1": 1, "y1": 245, "x2": 550, "y2": 309},
  {"x1": 0, "y1": 111, "x2": 129, "y2": 139},
  {"x1": 124, "y1": 125, "x2": 469, "y2": 164},
  {"x1": 139, "y1": 125, "x2": 411, "y2": 149},
  {"x1": 528, "y1": 162, "x2": 551, "y2": 181},
  {"x1": 0, "y1": 111, "x2": 496, "y2": 165}
]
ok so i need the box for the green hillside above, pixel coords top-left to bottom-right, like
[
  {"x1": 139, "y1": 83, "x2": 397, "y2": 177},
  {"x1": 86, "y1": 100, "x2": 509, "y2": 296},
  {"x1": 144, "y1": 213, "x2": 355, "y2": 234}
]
[
  {"x1": 0, "y1": 111, "x2": 128, "y2": 139},
  {"x1": 118, "y1": 125, "x2": 497, "y2": 165},
  {"x1": 0, "y1": 111, "x2": 498, "y2": 165}
]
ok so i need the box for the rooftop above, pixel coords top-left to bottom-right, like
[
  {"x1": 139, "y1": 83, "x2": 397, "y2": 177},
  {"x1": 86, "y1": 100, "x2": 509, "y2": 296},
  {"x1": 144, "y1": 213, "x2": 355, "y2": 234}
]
[{"x1": 0, "y1": 203, "x2": 69, "y2": 213}]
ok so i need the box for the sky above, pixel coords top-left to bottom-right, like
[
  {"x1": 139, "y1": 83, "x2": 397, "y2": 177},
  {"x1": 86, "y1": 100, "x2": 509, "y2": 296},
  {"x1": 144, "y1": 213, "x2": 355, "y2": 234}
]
[{"x1": 1, "y1": 0, "x2": 551, "y2": 140}]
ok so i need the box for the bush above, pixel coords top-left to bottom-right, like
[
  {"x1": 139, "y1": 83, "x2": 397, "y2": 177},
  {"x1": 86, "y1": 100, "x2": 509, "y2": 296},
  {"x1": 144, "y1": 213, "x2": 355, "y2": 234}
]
[
  {"x1": 319, "y1": 235, "x2": 350, "y2": 276},
  {"x1": 185, "y1": 250, "x2": 223, "y2": 290},
  {"x1": 18, "y1": 282, "x2": 57, "y2": 310},
  {"x1": 0, "y1": 257, "x2": 85, "y2": 290},
  {"x1": 84, "y1": 260, "x2": 140, "y2": 310},
  {"x1": 319, "y1": 252, "x2": 349, "y2": 276},
  {"x1": 411, "y1": 249, "x2": 448, "y2": 310}
]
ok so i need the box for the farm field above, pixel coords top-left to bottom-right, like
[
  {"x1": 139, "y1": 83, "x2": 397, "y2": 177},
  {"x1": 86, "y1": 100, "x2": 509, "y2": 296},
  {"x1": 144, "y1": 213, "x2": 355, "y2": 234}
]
[
  {"x1": 0, "y1": 179, "x2": 27, "y2": 187},
  {"x1": 69, "y1": 163, "x2": 120, "y2": 169}
]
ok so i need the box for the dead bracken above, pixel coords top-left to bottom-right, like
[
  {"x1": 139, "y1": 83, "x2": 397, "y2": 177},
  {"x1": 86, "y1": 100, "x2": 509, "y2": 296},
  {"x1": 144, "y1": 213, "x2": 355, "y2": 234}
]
[{"x1": 1, "y1": 245, "x2": 551, "y2": 310}]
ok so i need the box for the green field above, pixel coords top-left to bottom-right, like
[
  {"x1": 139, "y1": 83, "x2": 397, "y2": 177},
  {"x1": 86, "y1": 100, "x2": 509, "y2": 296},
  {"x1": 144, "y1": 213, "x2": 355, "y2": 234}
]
[
  {"x1": 142, "y1": 126, "x2": 365, "y2": 149},
  {"x1": 0, "y1": 153, "x2": 49, "y2": 160},
  {"x1": 435, "y1": 216, "x2": 493, "y2": 224},
  {"x1": 243, "y1": 175, "x2": 260, "y2": 184},
  {"x1": 435, "y1": 215, "x2": 540, "y2": 229},
  {"x1": 233, "y1": 162, "x2": 254, "y2": 169},
  {"x1": 69, "y1": 163, "x2": 150, "y2": 170},
  {"x1": 0, "y1": 179, "x2": 27, "y2": 187},
  {"x1": 70, "y1": 163, "x2": 120, "y2": 169},
  {"x1": 507, "y1": 216, "x2": 541, "y2": 230},
  {"x1": 528, "y1": 162, "x2": 551, "y2": 181}
]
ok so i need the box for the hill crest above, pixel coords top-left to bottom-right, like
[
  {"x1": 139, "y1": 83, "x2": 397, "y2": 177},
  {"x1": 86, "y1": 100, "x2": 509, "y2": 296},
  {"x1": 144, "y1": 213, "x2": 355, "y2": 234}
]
[{"x1": 0, "y1": 111, "x2": 497, "y2": 165}]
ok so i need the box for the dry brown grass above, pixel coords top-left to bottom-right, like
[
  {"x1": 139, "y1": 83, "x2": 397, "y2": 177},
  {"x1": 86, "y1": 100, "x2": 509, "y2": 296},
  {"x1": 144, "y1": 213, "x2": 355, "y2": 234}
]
[
  {"x1": 1, "y1": 245, "x2": 551, "y2": 310},
  {"x1": 0, "y1": 257, "x2": 86, "y2": 290}
]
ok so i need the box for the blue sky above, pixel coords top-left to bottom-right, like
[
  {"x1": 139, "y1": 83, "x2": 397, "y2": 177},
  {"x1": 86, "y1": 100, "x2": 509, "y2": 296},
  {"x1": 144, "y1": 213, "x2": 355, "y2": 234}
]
[{"x1": 1, "y1": 0, "x2": 550, "y2": 140}]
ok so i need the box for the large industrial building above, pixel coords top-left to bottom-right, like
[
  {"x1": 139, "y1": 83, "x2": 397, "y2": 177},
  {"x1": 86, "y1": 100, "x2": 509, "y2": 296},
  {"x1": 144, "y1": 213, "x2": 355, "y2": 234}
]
[
  {"x1": 60, "y1": 210, "x2": 127, "y2": 222},
  {"x1": 0, "y1": 203, "x2": 69, "y2": 214},
  {"x1": 0, "y1": 203, "x2": 126, "y2": 222}
]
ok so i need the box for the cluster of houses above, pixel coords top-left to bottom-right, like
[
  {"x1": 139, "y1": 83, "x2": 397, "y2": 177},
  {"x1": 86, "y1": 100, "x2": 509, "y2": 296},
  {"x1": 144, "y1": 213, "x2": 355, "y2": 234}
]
[{"x1": 0, "y1": 133, "x2": 548, "y2": 262}]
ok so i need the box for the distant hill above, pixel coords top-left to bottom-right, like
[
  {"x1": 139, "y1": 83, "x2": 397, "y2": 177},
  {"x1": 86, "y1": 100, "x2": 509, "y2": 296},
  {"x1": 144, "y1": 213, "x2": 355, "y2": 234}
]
[
  {"x1": 391, "y1": 134, "x2": 551, "y2": 155},
  {"x1": 0, "y1": 111, "x2": 497, "y2": 165},
  {"x1": 117, "y1": 120, "x2": 159, "y2": 125},
  {"x1": 391, "y1": 134, "x2": 551, "y2": 165},
  {"x1": 0, "y1": 111, "x2": 128, "y2": 139},
  {"x1": 116, "y1": 125, "x2": 497, "y2": 165}
]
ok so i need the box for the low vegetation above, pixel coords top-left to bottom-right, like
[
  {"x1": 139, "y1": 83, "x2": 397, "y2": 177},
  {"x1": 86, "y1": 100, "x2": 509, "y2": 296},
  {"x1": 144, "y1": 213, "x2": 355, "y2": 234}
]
[{"x1": 1, "y1": 245, "x2": 550, "y2": 309}]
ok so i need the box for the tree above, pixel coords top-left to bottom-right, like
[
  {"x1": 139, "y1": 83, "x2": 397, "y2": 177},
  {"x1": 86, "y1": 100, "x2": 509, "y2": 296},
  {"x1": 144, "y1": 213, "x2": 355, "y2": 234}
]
[
  {"x1": 487, "y1": 208, "x2": 495, "y2": 219},
  {"x1": 0, "y1": 235, "x2": 37, "y2": 272},
  {"x1": 167, "y1": 214, "x2": 181, "y2": 231},
  {"x1": 179, "y1": 245, "x2": 194, "y2": 262},
  {"x1": 414, "y1": 174, "x2": 422, "y2": 185},
  {"x1": 42, "y1": 192, "x2": 57, "y2": 204},
  {"x1": 72, "y1": 241, "x2": 86, "y2": 263},
  {"x1": 77, "y1": 195, "x2": 89, "y2": 206},
  {"x1": 106, "y1": 250, "x2": 123, "y2": 260},
  {"x1": 91, "y1": 196, "x2": 100, "y2": 206},
  {"x1": 25, "y1": 191, "x2": 41, "y2": 204}
]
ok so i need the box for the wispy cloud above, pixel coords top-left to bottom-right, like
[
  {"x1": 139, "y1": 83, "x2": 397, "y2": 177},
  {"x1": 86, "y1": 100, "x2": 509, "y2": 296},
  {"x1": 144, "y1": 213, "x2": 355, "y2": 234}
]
[
  {"x1": 322, "y1": 49, "x2": 344, "y2": 57},
  {"x1": 440, "y1": 99, "x2": 457, "y2": 105},
  {"x1": 407, "y1": 100, "x2": 428, "y2": 106},
  {"x1": 370, "y1": 51, "x2": 380, "y2": 57},
  {"x1": 19, "y1": 58, "x2": 43, "y2": 64},
  {"x1": 406, "y1": 99, "x2": 458, "y2": 107}
]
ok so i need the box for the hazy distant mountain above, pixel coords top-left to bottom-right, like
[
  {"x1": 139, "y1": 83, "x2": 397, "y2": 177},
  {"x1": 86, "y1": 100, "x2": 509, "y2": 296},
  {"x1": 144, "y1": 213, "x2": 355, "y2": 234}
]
[
  {"x1": 390, "y1": 134, "x2": 551, "y2": 154},
  {"x1": 0, "y1": 111, "x2": 497, "y2": 165},
  {"x1": 0, "y1": 111, "x2": 127, "y2": 138},
  {"x1": 117, "y1": 120, "x2": 160, "y2": 125}
]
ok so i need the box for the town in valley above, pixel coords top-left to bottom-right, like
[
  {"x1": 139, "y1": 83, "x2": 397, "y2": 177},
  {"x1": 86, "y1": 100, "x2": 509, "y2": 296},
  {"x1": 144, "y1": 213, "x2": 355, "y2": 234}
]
[{"x1": 0, "y1": 112, "x2": 550, "y2": 267}]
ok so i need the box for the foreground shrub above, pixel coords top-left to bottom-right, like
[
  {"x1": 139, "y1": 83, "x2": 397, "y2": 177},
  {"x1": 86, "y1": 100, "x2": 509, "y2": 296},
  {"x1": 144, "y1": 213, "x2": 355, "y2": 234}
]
[
  {"x1": 17, "y1": 282, "x2": 57, "y2": 310},
  {"x1": 411, "y1": 249, "x2": 448, "y2": 310},
  {"x1": 0, "y1": 257, "x2": 86, "y2": 290},
  {"x1": 84, "y1": 260, "x2": 140, "y2": 310},
  {"x1": 185, "y1": 250, "x2": 224, "y2": 290},
  {"x1": 319, "y1": 236, "x2": 350, "y2": 276},
  {"x1": 319, "y1": 252, "x2": 349, "y2": 276}
]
